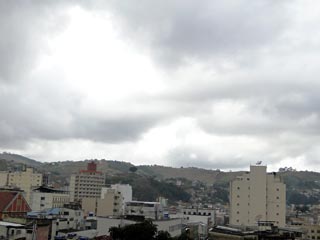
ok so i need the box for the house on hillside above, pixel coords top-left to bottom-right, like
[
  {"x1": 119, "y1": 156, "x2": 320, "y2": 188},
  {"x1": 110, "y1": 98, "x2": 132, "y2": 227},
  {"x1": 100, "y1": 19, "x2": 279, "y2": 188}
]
[{"x1": 0, "y1": 191, "x2": 31, "y2": 220}]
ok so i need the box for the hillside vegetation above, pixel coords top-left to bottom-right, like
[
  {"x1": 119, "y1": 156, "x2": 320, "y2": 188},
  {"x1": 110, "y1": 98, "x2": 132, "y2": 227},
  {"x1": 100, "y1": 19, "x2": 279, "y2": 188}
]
[{"x1": 1, "y1": 152, "x2": 320, "y2": 205}]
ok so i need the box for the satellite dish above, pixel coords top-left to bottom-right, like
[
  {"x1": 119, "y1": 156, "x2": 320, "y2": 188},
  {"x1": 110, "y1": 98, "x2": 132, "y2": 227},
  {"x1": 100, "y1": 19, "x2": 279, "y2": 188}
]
[{"x1": 256, "y1": 161, "x2": 262, "y2": 165}]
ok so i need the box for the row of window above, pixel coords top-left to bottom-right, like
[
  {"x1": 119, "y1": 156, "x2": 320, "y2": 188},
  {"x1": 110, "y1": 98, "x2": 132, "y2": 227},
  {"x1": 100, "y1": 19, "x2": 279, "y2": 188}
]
[
  {"x1": 236, "y1": 186, "x2": 280, "y2": 191},
  {"x1": 183, "y1": 211, "x2": 212, "y2": 216},
  {"x1": 236, "y1": 211, "x2": 280, "y2": 216},
  {"x1": 236, "y1": 195, "x2": 280, "y2": 199},
  {"x1": 236, "y1": 203, "x2": 280, "y2": 207}
]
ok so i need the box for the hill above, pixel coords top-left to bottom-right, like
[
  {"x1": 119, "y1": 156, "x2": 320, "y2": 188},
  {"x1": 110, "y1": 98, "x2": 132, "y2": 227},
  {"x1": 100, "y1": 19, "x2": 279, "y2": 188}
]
[
  {"x1": 0, "y1": 152, "x2": 41, "y2": 169},
  {"x1": 1, "y1": 153, "x2": 320, "y2": 205}
]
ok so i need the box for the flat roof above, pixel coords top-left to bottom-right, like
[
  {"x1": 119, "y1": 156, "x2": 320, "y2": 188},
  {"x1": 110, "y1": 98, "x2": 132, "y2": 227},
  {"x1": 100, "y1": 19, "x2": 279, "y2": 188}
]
[{"x1": 0, "y1": 221, "x2": 24, "y2": 227}]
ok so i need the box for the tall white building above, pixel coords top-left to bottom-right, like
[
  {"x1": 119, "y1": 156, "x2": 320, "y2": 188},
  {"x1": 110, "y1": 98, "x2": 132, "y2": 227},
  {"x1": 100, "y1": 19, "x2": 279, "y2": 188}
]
[
  {"x1": 229, "y1": 165, "x2": 286, "y2": 227},
  {"x1": 69, "y1": 162, "x2": 105, "y2": 202}
]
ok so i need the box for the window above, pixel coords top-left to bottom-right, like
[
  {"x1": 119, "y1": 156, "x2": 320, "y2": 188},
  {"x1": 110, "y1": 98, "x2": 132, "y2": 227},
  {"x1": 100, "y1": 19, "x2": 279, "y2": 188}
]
[
  {"x1": 237, "y1": 187, "x2": 240, "y2": 190},
  {"x1": 41, "y1": 196, "x2": 45, "y2": 200}
]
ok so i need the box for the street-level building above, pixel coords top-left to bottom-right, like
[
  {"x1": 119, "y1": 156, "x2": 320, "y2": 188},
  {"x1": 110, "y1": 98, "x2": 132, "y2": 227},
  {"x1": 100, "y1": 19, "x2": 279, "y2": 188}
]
[{"x1": 230, "y1": 164, "x2": 286, "y2": 227}]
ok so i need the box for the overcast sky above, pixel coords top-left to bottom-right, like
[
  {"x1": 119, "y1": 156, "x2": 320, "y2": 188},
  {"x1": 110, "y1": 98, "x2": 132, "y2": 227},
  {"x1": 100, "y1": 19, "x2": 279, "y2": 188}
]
[{"x1": 1, "y1": 0, "x2": 320, "y2": 171}]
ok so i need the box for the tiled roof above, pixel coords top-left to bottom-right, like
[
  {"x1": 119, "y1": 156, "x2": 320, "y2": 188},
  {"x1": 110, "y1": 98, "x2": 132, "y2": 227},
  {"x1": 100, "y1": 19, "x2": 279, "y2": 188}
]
[{"x1": 0, "y1": 192, "x2": 18, "y2": 212}]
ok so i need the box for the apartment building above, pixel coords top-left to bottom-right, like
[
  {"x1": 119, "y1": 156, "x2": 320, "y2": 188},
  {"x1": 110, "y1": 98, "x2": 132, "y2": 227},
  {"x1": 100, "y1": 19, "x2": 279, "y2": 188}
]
[
  {"x1": 82, "y1": 188, "x2": 123, "y2": 217},
  {"x1": 69, "y1": 162, "x2": 105, "y2": 202},
  {"x1": 229, "y1": 164, "x2": 286, "y2": 227},
  {"x1": 0, "y1": 167, "x2": 43, "y2": 203}
]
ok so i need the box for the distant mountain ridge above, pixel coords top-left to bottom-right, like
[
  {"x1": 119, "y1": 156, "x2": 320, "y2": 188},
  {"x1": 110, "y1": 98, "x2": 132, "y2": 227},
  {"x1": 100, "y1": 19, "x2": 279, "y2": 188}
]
[
  {"x1": 2, "y1": 152, "x2": 320, "y2": 205},
  {"x1": 0, "y1": 152, "x2": 41, "y2": 168}
]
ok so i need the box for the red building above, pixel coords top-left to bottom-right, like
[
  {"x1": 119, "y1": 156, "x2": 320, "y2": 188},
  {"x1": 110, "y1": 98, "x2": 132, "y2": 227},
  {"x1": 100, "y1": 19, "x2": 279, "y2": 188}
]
[{"x1": 0, "y1": 191, "x2": 31, "y2": 220}]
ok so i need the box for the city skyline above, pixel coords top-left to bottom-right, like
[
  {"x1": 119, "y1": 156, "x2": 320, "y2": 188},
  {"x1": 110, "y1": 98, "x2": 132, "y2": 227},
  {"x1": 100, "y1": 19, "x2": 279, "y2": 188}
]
[{"x1": 1, "y1": 1, "x2": 320, "y2": 171}]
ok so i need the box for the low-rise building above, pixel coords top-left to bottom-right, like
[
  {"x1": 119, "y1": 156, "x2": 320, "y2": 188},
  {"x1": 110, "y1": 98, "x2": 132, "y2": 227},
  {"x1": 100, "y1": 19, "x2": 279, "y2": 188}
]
[
  {"x1": 125, "y1": 201, "x2": 163, "y2": 220},
  {"x1": 0, "y1": 221, "x2": 27, "y2": 240},
  {"x1": 0, "y1": 191, "x2": 31, "y2": 221},
  {"x1": 30, "y1": 186, "x2": 70, "y2": 211},
  {"x1": 27, "y1": 205, "x2": 87, "y2": 240},
  {"x1": 96, "y1": 217, "x2": 182, "y2": 238}
]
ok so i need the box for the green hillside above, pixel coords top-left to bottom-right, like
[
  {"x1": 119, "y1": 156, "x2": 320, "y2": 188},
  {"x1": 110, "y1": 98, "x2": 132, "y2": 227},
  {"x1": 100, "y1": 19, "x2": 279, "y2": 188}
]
[{"x1": 1, "y1": 153, "x2": 320, "y2": 205}]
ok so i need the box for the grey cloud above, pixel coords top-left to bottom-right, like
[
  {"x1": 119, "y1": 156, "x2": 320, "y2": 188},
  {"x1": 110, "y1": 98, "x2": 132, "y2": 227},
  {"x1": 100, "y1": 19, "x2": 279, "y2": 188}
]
[
  {"x1": 0, "y1": 1, "x2": 71, "y2": 83},
  {"x1": 103, "y1": 0, "x2": 291, "y2": 66},
  {"x1": 166, "y1": 146, "x2": 252, "y2": 170},
  {"x1": 73, "y1": 114, "x2": 162, "y2": 143},
  {"x1": 0, "y1": 82, "x2": 163, "y2": 147}
]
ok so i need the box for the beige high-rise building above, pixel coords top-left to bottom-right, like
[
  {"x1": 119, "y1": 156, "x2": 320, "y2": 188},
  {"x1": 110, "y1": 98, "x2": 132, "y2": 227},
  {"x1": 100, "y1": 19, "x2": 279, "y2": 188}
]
[
  {"x1": 69, "y1": 161, "x2": 105, "y2": 202},
  {"x1": 0, "y1": 167, "x2": 43, "y2": 204},
  {"x1": 82, "y1": 188, "x2": 123, "y2": 217},
  {"x1": 230, "y1": 165, "x2": 286, "y2": 227}
]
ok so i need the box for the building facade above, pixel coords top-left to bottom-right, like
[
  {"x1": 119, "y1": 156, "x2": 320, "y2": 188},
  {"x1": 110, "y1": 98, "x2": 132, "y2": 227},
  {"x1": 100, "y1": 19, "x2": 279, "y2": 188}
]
[
  {"x1": 69, "y1": 162, "x2": 105, "y2": 202},
  {"x1": 82, "y1": 188, "x2": 123, "y2": 217},
  {"x1": 125, "y1": 201, "x2": 163, "y2": 220},
  {"x1": 30, "y1": 186, "x2": 70, "y2": 211},
  {"x1": 230, "y1": 165, "x2": 286, "y2": 227},
  {"x1": 0, "y1": 167, "x2": 43, "y2": 203},
  {"x1": 0, "y1": 191, "x2": 31, "y2": 220}
]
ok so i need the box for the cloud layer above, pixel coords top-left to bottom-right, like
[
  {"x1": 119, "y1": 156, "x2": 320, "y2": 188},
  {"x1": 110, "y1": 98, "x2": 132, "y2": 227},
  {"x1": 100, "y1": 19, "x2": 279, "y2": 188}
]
[{"x1": 1, "y1": 1, "x2": 320, "y2": 171}]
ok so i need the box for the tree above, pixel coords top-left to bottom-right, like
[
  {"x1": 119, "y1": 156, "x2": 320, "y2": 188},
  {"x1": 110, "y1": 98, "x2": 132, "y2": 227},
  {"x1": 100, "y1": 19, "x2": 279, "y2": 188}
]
[
  {"x1": 156, "y1": 231, "x2": 172, "y2": 240},
  {"x1": 129, "y1": 166, "x2": 138, "y2": 173},
  {"x1": 109, "y1": 220, "x2": 158, "y2": 240}
]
